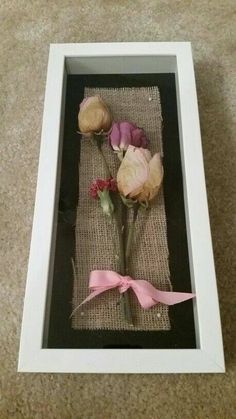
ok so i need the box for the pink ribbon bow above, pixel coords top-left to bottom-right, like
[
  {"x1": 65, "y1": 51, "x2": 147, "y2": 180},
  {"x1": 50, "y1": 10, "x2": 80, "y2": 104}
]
[{"x1": 71, "y1": 270, "x2": 195, "y2": 316}]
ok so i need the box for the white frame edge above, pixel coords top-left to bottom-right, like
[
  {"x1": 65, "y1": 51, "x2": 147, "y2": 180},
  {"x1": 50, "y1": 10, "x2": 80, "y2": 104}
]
[{"x1": 18, "y1": 42, "x2": 225, "y2": 373}]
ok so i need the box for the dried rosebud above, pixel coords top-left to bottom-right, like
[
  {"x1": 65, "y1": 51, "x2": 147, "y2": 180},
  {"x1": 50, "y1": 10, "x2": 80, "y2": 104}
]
[
  {"x1": 89, "y1": 178, "x2": 117, "y2": 216},
  {"x1": 78, "y1": 96, "x2": 113, "y2": 135},
  {"x1": 117, "y1": 145, "x2": 163, "y2": 204},
  {"x1": 108, "y1": 122, "x2": 148, "y2": 156}
]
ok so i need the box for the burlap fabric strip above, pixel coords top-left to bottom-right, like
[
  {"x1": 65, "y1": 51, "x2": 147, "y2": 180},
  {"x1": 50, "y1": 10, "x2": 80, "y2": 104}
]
[{"x1": 72, "y1": 86, "x2": 172, "y2": 330}]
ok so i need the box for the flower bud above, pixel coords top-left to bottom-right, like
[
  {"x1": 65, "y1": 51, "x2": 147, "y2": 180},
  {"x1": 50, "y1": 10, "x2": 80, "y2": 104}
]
[{"x1": 78, "y1": 96, "x2": 113, "y2": 135}]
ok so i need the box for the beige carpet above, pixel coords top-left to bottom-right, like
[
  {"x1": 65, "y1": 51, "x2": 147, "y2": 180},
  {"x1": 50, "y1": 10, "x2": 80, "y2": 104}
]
[{"x1": 1, "y1": 0, "x2": 235, "y2": 418}]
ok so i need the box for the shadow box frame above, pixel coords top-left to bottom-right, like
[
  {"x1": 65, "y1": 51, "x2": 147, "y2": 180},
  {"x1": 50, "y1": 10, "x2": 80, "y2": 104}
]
[{"x1": 18, "y1": 42, "x2": 225, "y2": 373}]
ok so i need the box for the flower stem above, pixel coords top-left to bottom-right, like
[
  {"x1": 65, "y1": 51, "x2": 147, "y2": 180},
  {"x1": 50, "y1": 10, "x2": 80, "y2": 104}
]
[
  {"x1": 125, "y1": 204, "x2": 139, "y2": 266},
  {"x1": 120, "y1": 290, "x2": 133, "y2": 325},
  {"x1": 117, "y1": 206, "x2": 133, "y2": 325},
  {"x1": 109, "y1": 215, "x2": 119, "y2": 262},
  {"x1": 112, "y1": 204, "x2": 132, "y2": 324},
  {"x1": 118, "y1": 204, "x2": 139, "y2": 325},
  {"x1": 98, "y1": 145, "x2": 112, "y2": 177},
  {"x1": 92, "y1": 135, "x2": 112, "y2": 177},
  {"x1": 91, "y1": 134, "x2": 132, "y2": 323}
]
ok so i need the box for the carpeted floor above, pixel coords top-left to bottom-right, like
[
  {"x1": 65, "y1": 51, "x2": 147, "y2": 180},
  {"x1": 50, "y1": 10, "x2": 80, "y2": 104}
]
[{"x1": 1, "y1": 1, "x2": 236, "y2": 418}]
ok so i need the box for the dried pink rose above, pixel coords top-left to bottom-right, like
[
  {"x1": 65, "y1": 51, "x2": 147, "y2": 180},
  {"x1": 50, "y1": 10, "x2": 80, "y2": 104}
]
[{"x1": 108, "y1": 122, "x2": 148, "y2": 155}]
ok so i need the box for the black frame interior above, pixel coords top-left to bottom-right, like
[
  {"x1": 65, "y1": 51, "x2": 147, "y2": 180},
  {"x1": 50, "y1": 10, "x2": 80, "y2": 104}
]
[{"x1": 45, "y1": 73, "x2": 196, "y2": 349}]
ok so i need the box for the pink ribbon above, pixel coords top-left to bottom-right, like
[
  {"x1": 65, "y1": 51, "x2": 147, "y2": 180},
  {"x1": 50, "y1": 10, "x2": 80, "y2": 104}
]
[{"x1": 71, "y1": 270, "x2": 195, "y2": 316}]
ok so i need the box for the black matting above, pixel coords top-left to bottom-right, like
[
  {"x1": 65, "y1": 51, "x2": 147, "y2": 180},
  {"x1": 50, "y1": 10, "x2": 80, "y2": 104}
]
[{"x1": 46, "y1": 74, "x2": 196, "y2": 349}]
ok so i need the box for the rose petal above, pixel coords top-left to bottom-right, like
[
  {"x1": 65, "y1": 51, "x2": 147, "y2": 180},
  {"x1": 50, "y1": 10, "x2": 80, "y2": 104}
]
[
  {"x1": 119, "y1": 122, "x2": 133, "y2": 149},
  {"x1": 140, "y1": 134, "x2": 148, "y2": 148},
  {"x1": 78, "y1": 96, "x2": 112, "y2": 134},
  {"x1": 117, "y1": 145, "x2": 149, "y2": 196},
  {"x1": 131, "y1": 128, "x2": 142, "y2": 147},
  {"x1": 129, "y1": 152, "x2": 163, "y2": 202},
  {"x1": 139, "y1": 147, "x2": 152, "y2": 162},
  {"x1": 80, "y1": 97, "x2": 90, "y2": 109},
  {"x1": 144, "y1": 152, "x2": 163, "y2": 200},
  {"x1": 109, "y1": 122, "x2": 121, "y2": 150}
]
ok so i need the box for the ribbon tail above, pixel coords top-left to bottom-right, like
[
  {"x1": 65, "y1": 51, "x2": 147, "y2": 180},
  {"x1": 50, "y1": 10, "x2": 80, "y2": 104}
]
[
  {"x1": 152, "y1": 289, "x2": 195, "y2": 306},
  {"x1": 131, "y1": 280, "x2": 195, "y2": 309}
]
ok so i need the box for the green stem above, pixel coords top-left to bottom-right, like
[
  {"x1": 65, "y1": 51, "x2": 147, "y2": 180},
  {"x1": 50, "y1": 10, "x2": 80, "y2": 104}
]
[
  {"x1": 125, "y1": 204, "x2": 139, "y2": 266},
  {"x1": 109, "y1": 215, "x2": 119, "y2": 262},
  {"x1": 120, "y1": 289, "x2": 133, "y2": 324},
  {"x1": 112, "y1": 205, "x2": 132, "y2": 324},
  {"x1": 91, "y1": 134, "x2": 132, "y2": 323},
  {"x1": 122, "y1": 205, "x2": 139, "y2": 324},
  {"x1": 98, "y1": 145, "x2": 112, "y2": 177},
  {"x1": 92, "y1": 135, "x2": 112, "y2": 178},
  {"x1": 119, "y1": 204, "x2": 139, "y2": 324},
  {"x1": 119, "y1": 203, "x2": 133, "y2": 325}
]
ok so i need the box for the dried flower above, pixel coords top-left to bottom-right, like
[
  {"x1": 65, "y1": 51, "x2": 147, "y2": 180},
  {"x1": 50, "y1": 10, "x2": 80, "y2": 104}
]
[
  {"x1": 117, "y1": 145, "x2": 163, "y2": 203},
  {"x1": 108, "y1": 122, "x2": 148, "y2": 157},
  {"x1": 89, "y1": 178, "x2": 117, "y2": 199},
  {"x1": 78, "y1": 96, "x2": 113, "y2": 135},
  {"x1": 89, "y1": 178, "x2": 117, "y2": 216}
]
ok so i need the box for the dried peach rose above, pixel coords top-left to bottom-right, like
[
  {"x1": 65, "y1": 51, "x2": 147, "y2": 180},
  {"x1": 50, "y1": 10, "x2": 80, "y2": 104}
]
[
  {"x1": 117, "y1": 145, "x2": 163, "y2": 203},
  {"x1": 78, "y1": 96, "x2": 113, "y2": 135}
]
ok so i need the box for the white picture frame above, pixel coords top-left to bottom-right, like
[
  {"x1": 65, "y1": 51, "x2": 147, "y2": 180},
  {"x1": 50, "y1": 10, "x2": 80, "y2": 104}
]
[{"x1": 18, "y1": 42, "x2": 225, "y2": 373}]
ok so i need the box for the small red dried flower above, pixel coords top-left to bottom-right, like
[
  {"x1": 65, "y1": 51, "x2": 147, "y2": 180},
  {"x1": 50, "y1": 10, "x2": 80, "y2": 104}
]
[{"x1": 89, "y1": 178, "x2": 117, "y2": 199}]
